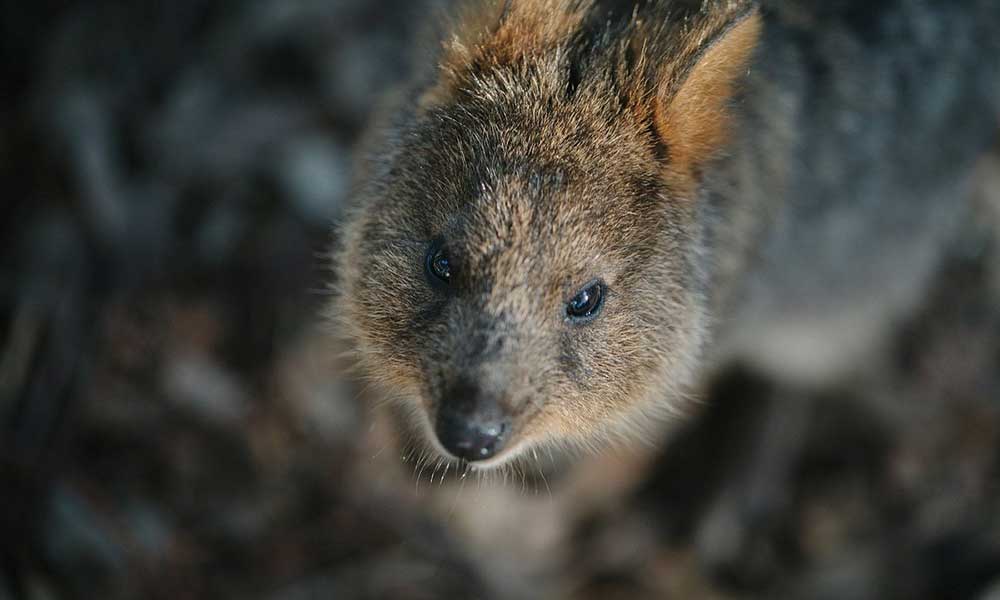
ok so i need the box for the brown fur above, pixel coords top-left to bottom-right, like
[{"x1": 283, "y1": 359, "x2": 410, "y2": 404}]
[
  {"x1": 332, "y1": 0, "x2": 761, "y2": 466},
  {"x1": 656, "y1": 11, "x2": 761, "y2": 185},
  {"x1": 426, "y1": 0, "x2": 593, "y2": 106}
]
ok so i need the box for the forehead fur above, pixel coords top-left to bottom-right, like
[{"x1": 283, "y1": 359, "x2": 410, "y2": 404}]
[
  {"x1": 386, "y1": 93, "x2": 667, "y2": 267},
  {"x1": 455, "y1": 172, "x2": 657, "y2": 287}
]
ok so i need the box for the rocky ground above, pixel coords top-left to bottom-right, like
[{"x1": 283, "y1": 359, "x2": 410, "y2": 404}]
[{"x1": 2, "y1": 1, "x2": 999, "y2": 599}]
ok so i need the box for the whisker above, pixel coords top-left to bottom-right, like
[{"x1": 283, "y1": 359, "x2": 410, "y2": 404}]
[
  {"x1": 445, "y1": 466, "x2": 469, "y2": 523},
  {"x1": 533, "y1": 449, "x2": 553, "y2": 500},
  {"x1": 415, "y1": 451, "x2": 430, "y2": 493}
]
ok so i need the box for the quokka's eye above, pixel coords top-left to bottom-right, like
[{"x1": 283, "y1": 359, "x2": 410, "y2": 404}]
[
  {"x1": 425, "y1": 242, "x2": 451, "y2": 285},
  {"x1": 566, "y1": 280, "x2": 605, "y2": 322}
]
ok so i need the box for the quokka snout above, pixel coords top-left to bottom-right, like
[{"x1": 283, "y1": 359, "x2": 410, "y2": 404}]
[{"x1": 332, "y1": 0, "x2": 760, "y2": 466}]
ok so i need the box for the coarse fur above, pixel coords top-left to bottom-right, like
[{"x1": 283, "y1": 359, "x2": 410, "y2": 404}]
[
  {"x1": 703, "y1": 0, "x2": 1000, "y2": 381},
  {"x1": 330, "y1": 0, "x2": 1000, "y2": 468},
  {"x1": 331, "y1": 0, "x2": 761, "y2": 467}
]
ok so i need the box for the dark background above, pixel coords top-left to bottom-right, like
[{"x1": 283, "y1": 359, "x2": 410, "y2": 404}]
[{"x1": 2, "y1": 1, "x2": 999, "y2": 598}]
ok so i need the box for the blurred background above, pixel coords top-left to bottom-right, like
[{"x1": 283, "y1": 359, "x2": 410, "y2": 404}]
[{"x1": 2, "y1": 1, "x2": 999, "y2": 598}]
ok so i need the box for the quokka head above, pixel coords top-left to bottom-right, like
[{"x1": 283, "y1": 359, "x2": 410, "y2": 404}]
[{"x1": 332, "y1": 0, "x2": 760, "y2": 467}]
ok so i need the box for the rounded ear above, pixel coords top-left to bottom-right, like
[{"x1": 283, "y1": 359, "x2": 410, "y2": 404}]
[
  {"x1": 420, "y1": 0, "x2": 593, "y2": 109},
  {"x1": 654, "y1": 9, "x2": 762, "y2": 179}
]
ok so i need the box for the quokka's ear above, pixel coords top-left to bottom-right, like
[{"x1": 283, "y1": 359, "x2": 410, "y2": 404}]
[
  {"x1": 422, "y1": 0, "x2": 592, "y2": 107},
  {"x1": 654, "y1": 8, "x2": 761, "y2": 180}
]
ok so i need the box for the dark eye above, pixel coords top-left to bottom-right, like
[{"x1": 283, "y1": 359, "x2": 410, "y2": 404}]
[
  {"x1": 425, "y1": 242, "x2": 451, "y2": 285},
  {"x1": 566, "y1": 281, "x2": 605, "y2": 322}
]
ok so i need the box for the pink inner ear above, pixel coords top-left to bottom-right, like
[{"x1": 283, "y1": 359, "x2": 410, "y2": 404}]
[{"x1": 654, "y1": 11, "x2": 762, "y2": 179}]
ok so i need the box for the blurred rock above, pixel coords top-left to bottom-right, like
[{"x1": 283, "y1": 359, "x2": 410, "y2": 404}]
[
  {"x1": 276, "y1": 332, "x2": 359, "y2": 444},
  {"x1": 163, "y1": 353, "x2": 250, "y2": 427},
  {"x1": 42, "y1": 485, "x2": 125, "y2": 587},
  {"x1": 274, "y1": 135, "x2": 350, "y2": 225}
]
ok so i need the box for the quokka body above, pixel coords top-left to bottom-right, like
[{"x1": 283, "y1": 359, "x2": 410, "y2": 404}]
[{"x1": 331, "y1": 0, "x2": 1000, "y2": 467}]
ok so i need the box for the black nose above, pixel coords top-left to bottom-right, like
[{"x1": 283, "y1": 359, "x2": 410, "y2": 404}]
[{"x1": 434, "y1": 381, "x2": 511, "y2": 462}]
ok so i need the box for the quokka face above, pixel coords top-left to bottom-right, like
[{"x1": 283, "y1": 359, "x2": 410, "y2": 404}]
[{"x1": 334, "y1": 0, "x2": 760, "y2": 466}]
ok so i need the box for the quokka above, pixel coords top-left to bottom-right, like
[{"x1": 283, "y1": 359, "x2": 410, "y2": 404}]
[{"x1": 331, "y1": 0, "x2": 1000, "y2": 467}]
